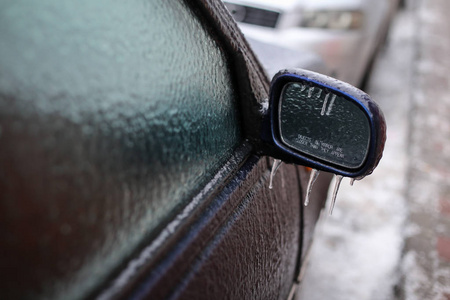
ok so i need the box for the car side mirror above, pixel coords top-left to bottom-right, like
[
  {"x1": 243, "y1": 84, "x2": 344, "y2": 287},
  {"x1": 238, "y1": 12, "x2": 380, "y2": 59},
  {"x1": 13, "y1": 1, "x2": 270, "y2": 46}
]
[{"x1": 262, "y1": 69, "x2": 386, "y2": 179}]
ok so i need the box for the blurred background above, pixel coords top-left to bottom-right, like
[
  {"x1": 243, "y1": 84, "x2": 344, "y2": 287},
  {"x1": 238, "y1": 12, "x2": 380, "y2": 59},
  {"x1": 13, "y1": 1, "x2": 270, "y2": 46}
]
[{"x1": 225, "y1": 0, "x2": 450, "y2": 299}]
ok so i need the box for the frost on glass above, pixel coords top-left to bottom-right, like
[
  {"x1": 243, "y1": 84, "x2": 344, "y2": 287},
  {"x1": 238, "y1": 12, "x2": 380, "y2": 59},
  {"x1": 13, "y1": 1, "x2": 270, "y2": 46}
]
[
  {"x1": 0, "y1": 0, "x2": 241, "y2": 299},
  {"x1": 279, "y1": 82, "x2": 370, "y2": 169}
]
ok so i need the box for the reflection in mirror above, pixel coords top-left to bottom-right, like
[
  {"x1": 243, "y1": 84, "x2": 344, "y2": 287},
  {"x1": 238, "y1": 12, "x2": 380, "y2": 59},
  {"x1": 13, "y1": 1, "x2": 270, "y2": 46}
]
[{"x1": 279, "y1": 82, "x2": 370, "y2": 169}]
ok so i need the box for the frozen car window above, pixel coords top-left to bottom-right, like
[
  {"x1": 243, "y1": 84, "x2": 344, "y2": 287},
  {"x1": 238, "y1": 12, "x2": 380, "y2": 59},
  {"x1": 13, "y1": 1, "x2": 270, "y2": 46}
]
[{"x1": 0, "y1": 0, "x2": 241, "y2": 299}]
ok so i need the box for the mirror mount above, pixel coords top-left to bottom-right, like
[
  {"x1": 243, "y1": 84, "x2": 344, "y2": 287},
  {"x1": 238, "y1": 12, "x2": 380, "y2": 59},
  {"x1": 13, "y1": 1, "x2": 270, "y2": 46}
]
[{"x1": 260, "y1": 69, "x2": 386, "y2": 179}]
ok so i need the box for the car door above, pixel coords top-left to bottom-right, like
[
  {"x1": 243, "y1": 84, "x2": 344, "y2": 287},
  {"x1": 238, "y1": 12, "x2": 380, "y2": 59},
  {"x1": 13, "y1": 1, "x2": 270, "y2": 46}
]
[{"x1": 0, "y1": 0, "x2": 331, "y2": 299}]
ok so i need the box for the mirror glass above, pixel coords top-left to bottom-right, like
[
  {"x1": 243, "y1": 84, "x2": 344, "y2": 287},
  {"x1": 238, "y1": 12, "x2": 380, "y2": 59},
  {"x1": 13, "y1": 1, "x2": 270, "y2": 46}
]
[{"x1": 279, "y1": 82, "x2": 371, "y2": 169}]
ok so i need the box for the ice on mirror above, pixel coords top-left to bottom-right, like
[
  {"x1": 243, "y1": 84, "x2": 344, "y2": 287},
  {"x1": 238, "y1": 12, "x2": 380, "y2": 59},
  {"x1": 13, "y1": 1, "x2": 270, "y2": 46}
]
[
  {"x1": 350, "y1": 178, "x2": 356, "y2": 186},
  {"x1": 316, "y1": 88, "x2": 322, "y2": 99},
  {"x1": 280, "y1": 82, "x2": 371, "y2": 169},
  {"x1": 300, "y1": 84, "x2": 307, "y2": 92},
  {"x1": 326, "y1": 94, "x2": 336, "y2": 116},
  {"x1": 269, "y1": 159, "x2": 283, "y2": 189},
  {"x1": 320, "y1": 93, "x2": 330, "y2": 116},
  {"x1": 308, "y1": 87, "x2": 314, "y2": 98},
  {"x1": 304, "y1": 169, "x2": 320, "y2": 206},
  {"x1": 329, "y1": 175, "x2": 344, "y2": 215},
  {"x1": 321, "y1": 93, "x2": 336, "y2": 116}
]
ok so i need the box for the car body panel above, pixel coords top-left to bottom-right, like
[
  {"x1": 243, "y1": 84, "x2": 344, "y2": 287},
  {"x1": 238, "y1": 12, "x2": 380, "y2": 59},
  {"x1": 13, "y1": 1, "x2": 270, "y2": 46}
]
[{"x1": 101, "y1": 156, "x2": 302, "y2": 299}]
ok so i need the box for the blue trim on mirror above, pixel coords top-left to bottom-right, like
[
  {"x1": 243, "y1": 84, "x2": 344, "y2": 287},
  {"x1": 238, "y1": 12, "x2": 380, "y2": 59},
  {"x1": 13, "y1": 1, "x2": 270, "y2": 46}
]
[{"x1": 262, "y1": 69, "x2": 386, "y2": 178}]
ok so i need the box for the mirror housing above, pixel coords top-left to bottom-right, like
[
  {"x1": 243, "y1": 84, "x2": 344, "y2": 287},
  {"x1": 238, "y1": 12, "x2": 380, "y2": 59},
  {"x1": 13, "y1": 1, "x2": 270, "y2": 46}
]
[{"x1": 261, "y1": 69, "x2": 386, "y2": 178}]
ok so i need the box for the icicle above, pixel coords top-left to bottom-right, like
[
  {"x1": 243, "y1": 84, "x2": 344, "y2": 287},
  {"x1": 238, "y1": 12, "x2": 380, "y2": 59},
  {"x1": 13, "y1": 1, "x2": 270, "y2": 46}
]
[
  {"x1": 329, "y1": 175, "x2": 343, "y2": 215},
  {"x1": 350, "y1": 178, "x2": 356, "y2": 186},
  {"x1": 304, "y1": 169, "x2": 320, "y2": 206},
  {"x1": 269, "y1": 159, "x2": 283, "y2": 189}
]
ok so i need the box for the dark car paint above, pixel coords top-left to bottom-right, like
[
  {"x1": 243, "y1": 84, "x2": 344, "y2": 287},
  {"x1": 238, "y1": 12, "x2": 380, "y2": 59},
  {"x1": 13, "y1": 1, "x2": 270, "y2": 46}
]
[
  {"x1": 116, "y1": 155, "x2": 301, "y2": 299},
  {"x1": 0, "y1": 0, "x2": 331, "y2": 299}
]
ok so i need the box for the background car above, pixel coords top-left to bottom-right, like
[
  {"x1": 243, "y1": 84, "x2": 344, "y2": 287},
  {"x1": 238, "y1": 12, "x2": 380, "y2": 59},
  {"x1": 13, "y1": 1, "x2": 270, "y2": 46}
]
[
  {"x1": 223, "y1": 0, "x2": 401, "y2": 87},
  {"x1": 246, "y1": 37, "x2": 328, "y2": 77}
]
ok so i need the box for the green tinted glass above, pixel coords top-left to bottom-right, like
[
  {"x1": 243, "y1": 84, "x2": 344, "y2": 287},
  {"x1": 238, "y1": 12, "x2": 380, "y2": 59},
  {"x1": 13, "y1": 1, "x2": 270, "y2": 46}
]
[{"x1": 0, "y1": 0, "x2": 241, "y2": 299}]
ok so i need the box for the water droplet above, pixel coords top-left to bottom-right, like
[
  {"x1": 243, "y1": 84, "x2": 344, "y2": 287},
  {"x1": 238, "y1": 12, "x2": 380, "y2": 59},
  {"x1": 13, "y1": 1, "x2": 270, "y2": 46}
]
[
  {"x1": 304, "y1": 169, "x2": 320, "y2": 206},
  {"x1": 350, "y1": 178, "x2": 356, "y2": 186},
  {"x1": 329, "y1": 175, "x2": 343, "y2": 215},
  {"x1": 326, "y1": 95, "x2": 336, "y2": 116},
  {"x1": 321, "y1": 93, "x2": 330, "y2": 116},
  {"x1": 269, "y1": 159, "x2": 283, "y2": 189}
]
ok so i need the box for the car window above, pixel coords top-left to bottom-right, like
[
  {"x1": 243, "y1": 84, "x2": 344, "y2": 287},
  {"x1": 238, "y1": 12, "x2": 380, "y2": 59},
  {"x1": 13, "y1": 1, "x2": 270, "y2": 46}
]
[{"x1": 0, "y1": 0, "x2": 241, "y2": 299}]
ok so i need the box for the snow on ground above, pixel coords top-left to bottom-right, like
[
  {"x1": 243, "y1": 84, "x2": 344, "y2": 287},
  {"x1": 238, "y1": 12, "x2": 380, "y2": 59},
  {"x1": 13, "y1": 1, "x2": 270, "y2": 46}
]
[{"x1": 297, "y1": 5, "x2": 415, "y2": 300}]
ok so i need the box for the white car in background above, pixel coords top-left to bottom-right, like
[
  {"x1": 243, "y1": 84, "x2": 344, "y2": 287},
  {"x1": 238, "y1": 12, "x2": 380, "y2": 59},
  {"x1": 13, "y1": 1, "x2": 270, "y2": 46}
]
[{"x1": 224, "y1": 0, "x2": 400, "y2": 87}]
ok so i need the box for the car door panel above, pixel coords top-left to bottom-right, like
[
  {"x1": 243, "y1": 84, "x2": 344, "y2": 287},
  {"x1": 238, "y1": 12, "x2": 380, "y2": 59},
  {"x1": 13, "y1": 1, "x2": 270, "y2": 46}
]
[
  {"x1": 169, "y1": 159, "x2": 301, "y2": 300},
  {"x1": 102, "y1": 156, "x2": 301, "y2": 299}
]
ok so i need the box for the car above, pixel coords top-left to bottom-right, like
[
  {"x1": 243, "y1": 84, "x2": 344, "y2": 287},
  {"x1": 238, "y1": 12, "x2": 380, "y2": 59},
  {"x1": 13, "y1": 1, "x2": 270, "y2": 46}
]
[
  {"x1": 245, "y1": 37, "x2": 328, "y2": 77},
  {"x1": 223, "y1": 0, "x2": 400, "y2": 87},
  {"x1": 0, "y1": 0, "x2": 385, "y2": 299}
]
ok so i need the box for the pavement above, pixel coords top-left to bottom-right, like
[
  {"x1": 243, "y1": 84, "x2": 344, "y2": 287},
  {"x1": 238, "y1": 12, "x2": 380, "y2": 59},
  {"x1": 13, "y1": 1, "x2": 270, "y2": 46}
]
[
  {"x1": 298, "y1": 0, "x2": 450, "y2": 299},
  {"x1": 400, "y1": 0, "x2": 450, "y2": 299}
]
